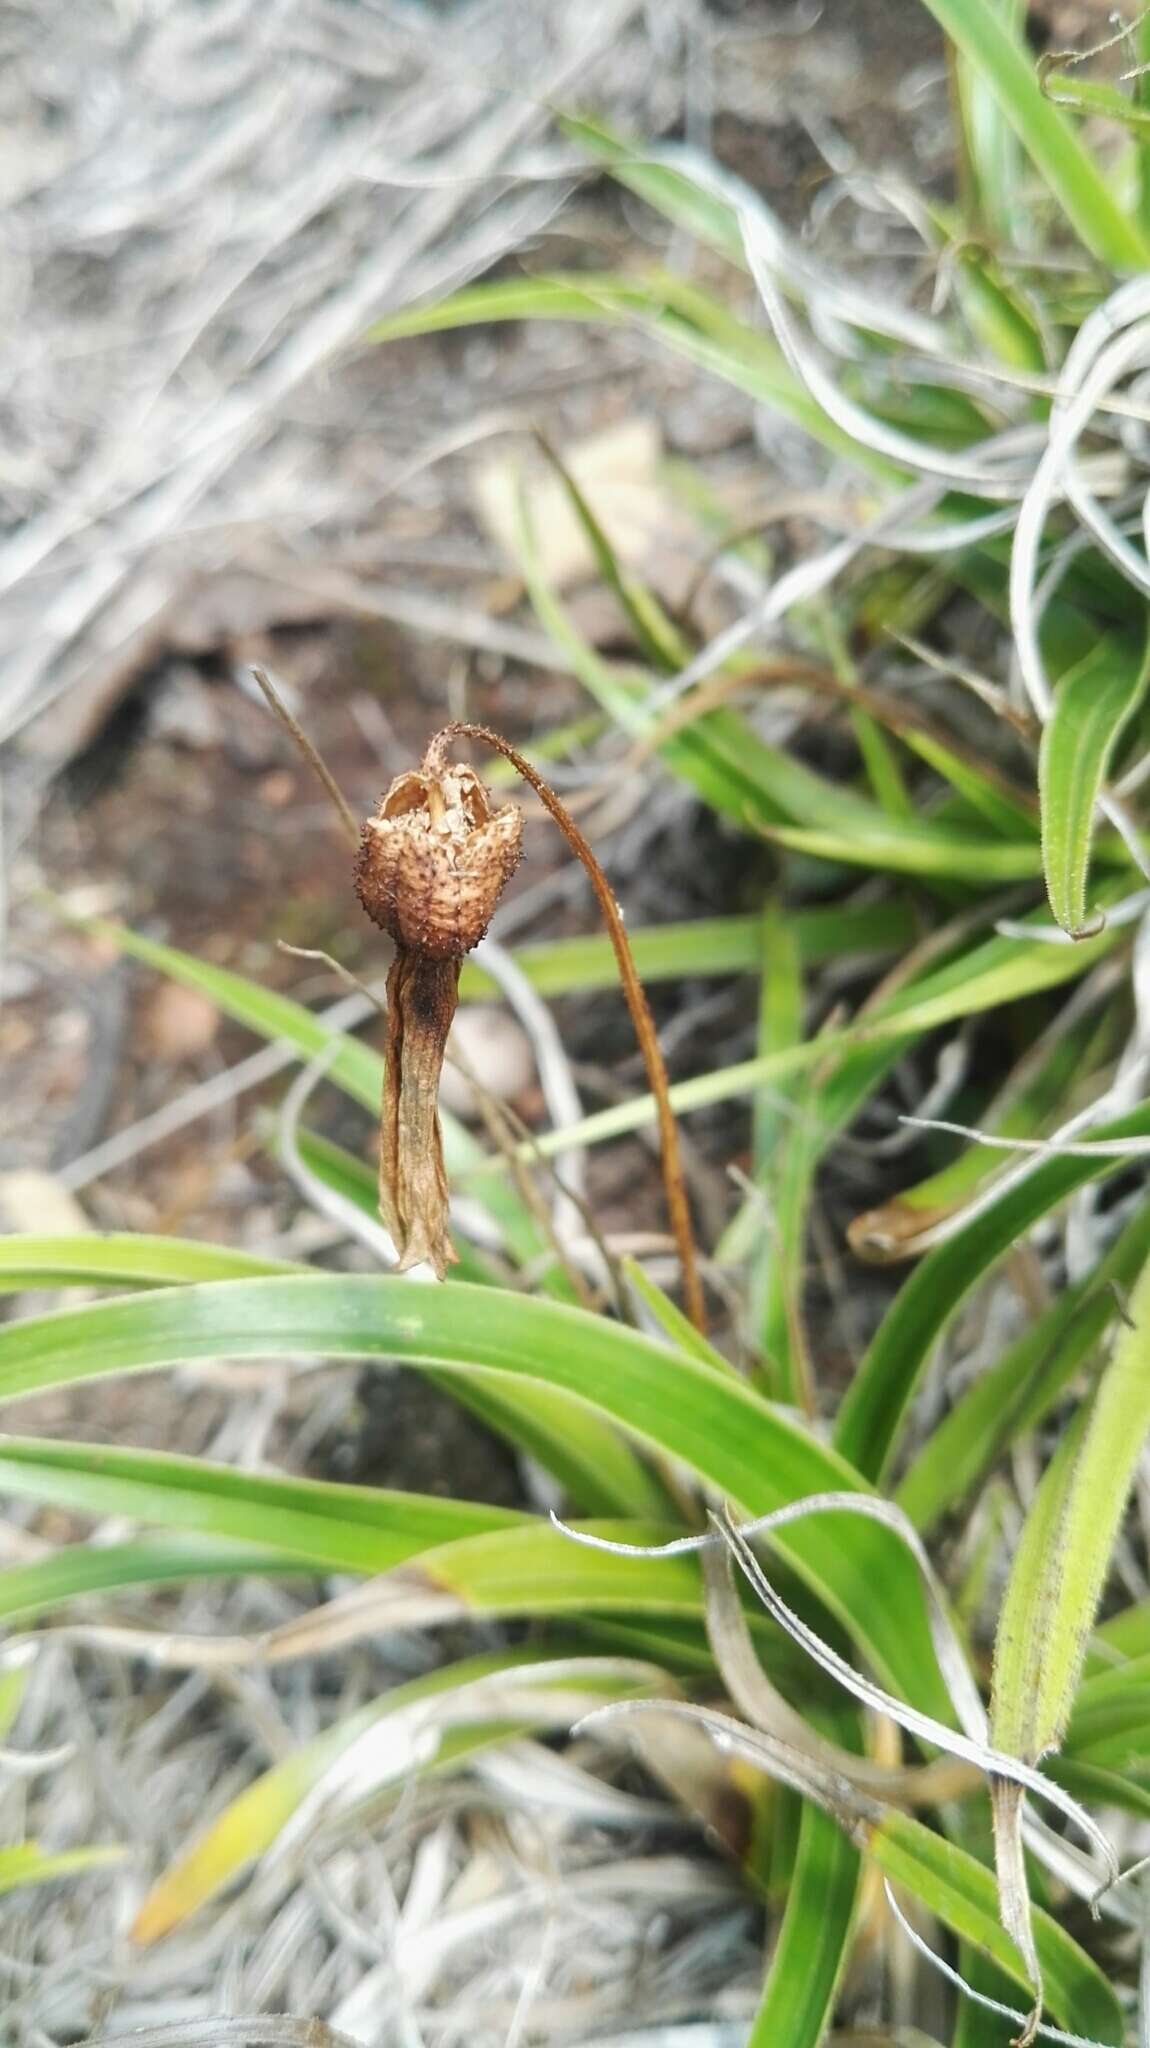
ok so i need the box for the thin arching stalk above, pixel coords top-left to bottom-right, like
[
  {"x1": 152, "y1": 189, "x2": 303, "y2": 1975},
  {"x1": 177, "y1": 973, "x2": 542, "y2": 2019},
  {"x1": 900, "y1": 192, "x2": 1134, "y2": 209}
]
[
  {"x1": 432, "y1": 721, "x2": 708, "y2": 1335},
  {"x1": 251, "y1": 667, "x2": 360, "y2": 848}
]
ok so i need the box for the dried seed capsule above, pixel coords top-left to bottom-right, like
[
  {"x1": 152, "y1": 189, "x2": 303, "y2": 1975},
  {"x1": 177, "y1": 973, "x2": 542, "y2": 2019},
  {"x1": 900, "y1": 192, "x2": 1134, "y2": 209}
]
[
  {"x1": 355, "y1": 750, "x2": 523, "y2": 1275},
  {"x1": 355, "y1": 762, "x2": 522, "y2": 961}
]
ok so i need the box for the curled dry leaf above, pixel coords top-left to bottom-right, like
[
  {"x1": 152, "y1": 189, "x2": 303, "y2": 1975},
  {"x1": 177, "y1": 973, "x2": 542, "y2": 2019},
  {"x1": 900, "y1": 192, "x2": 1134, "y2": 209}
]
[
  {"x1": 355, "y1": 734, "x2": 523, "y2": 1274},
  {"x1": 847, "y1": 1196, "x2": 956, "y2": 1264}
]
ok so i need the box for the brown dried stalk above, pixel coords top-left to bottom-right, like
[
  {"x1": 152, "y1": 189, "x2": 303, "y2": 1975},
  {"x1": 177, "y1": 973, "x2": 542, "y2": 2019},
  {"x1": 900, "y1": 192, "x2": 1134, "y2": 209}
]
[
  {"x1": 355, "y1": 722, "x2": 705, "y2": 1328},
  {"x1": 432, "y1": 722, "x2": 706, "y2": 1334},
  {"x1": 355, "y1": 741, "x2": 522, "y2": 1276},
  {"x1": 250, "y1": 668, "x2": 705, "y2": 1329},
  {"x1": 250, "y1": 667, "x2": 360, "y2": 845}
]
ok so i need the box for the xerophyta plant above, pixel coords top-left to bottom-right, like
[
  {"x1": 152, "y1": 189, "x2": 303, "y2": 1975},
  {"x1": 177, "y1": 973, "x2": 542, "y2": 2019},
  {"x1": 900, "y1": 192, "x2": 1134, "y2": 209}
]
[{"x1": 17, "y1": 3, "x2": 1150, "y2": 2041}]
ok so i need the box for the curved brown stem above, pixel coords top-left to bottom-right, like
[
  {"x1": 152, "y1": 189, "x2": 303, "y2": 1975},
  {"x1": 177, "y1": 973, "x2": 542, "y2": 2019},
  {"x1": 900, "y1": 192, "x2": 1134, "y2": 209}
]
[
  {"x1": 251, "y1": 667, "x2": 360, "y2": 847},
  {"x1": 430, "y1": 721, "x2": 707, "y2": 1335}
]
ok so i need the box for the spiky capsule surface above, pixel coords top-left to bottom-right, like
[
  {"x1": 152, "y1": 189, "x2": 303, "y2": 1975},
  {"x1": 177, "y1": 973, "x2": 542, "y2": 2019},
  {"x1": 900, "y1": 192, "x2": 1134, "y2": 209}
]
[{"x1": 355, "y1": 763, "x2": 522, "y2": 961}]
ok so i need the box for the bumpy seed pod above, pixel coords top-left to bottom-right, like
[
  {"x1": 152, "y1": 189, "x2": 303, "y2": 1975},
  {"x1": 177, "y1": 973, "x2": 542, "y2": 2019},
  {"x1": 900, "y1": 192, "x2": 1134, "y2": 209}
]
[{"x1": 355, "y1": 741, "x2": 523, "y2": 1275}]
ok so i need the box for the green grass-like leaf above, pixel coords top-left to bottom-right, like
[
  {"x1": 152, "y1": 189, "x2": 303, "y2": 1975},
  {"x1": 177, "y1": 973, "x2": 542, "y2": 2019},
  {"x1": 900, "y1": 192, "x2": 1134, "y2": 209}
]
[
  {"x1": 0, "y1": 1273, "x2": 955, "y2": 1719},
  {"x1": 0, "y1": 1843, "x2": 125, "y2": 1899},
  {"x1": 918, "y1": 0, "x2": 1150, "y2": 266},
  {"x1": 746, "y1": 1705, "x2": 861, "y2": 2046},
  {"x1": 1039, "y1": 632, "x2": 1150, "y2": 934},
  {"x1": 837, "y1": 1096, "x2": 1150, "y2": 1480},
  {"x1": 0, "y1": 1233, "x2": 306, "y2": 1293},
  {"x1": 0, "y1": 1436, "x2": 523, "y2": 1571},
  {"x1": 897, "y1": 1196, "x2": 1150, "y2": 1530},
  {"x1": 24, "y1": 31, "x2": 1150, "y2": 2015},
  {"x1": 993, "y1": 1249, "x2": 1150, "y2": 1765},
  {"x1": 457, "y1": 902, "x2": 917, "y2": 1000},
  {"x1": 869, "y1": 1810, "x2": 1122, "y2": 2041}
]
